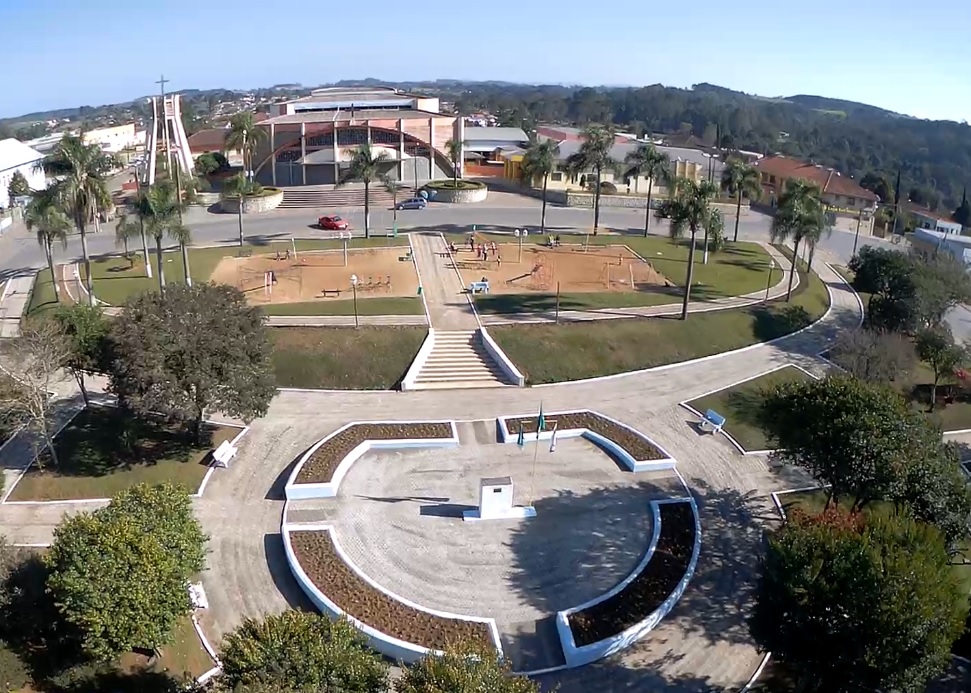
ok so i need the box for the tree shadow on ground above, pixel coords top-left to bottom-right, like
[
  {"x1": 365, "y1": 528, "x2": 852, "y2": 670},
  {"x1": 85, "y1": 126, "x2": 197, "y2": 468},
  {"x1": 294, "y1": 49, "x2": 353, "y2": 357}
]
[
  {"x1": 751, "y1": 304, "x2": 812, "y2": 342},
  {"x1": 262, "y1": 533, "x2": 316, "y2": 612}
]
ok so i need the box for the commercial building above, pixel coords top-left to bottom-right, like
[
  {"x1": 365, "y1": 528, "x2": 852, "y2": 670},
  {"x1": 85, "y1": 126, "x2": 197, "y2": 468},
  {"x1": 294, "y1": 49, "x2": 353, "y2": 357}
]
[
  {"x1": 463, "y1": 127, "x2": 528, "y2": 176},
  {"x1": 911, "y1": 228, "x2": 971, "y2": 267},
  {"x1": 26, "y1": 123, "x2": 140, "y2": 156},
  {"x1": 251, "y1": 87, "x2": 462, "y2": 187},
  {"x1": 0, "y1": 139, "x2": 46, "y2": 208}
]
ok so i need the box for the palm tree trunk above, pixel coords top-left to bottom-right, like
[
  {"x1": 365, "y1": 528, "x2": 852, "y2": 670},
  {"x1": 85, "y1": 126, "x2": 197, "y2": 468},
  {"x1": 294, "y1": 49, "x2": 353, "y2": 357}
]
[
  {"x1": 540, "y1": 176, "x2": 549, "y2": 234},
  {"x1": 703, "y1": 226, "x2": 710, "y2": 265},
  {"x1": 46, "y1": 242, "x2": 61, "y2": 303},
  {"x1": 593, "y1": 166, "x2": 602, "y2": 231},
  {"x1": 807, "y1": 242, "x2": 816, "y2": 273},
  {"x1": 681, "y1": 231, "x2": 698, "y2": 320},
  {"x1": 786, "y1": 239, "x2": 800, "y2": 302},
  {"x1": 364, "y1": 181, "x2": 371, "y2": 239},
  {"x1": 237, "y1": 195, "x2": 245, "y2": 247},
  {"x1": 155, "y1": 236, "x2": 166, "y2": 292},
  {"x1": 182, "y1": 244, "x2": 192, "y2": 287},
  {"x1": 78, "y1": 224, "x2": 95, "y2": 306},
  {"x1": 140, "y1": 218, "x2": 152, "y2": 278},
  {"x1": 644, "y1": 179, "x2": 654, "y2": 237},
  {"x1": 733, "y1": 191, "x2": 742, "y2": 242}
]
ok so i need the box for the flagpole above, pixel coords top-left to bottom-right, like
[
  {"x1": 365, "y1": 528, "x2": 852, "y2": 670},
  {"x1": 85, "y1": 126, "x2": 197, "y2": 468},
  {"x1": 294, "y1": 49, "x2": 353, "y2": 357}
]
[{"x1": 527, "y1": 401, "x2": 544, "y2": 505}]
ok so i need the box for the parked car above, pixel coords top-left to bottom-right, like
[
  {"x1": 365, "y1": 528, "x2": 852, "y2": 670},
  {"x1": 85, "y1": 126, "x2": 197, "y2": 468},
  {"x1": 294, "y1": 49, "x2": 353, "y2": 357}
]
[
  {"x1": 317, "y1": 215, "x2": 349, "y2": 230},
  {"x1": 396, "y1": 197, "x2": 427, "y2": 210}
]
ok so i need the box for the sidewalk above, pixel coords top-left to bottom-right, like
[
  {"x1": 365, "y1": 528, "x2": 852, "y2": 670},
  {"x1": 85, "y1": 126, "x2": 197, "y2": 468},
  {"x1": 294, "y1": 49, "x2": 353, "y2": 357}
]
[
  {"x1": 265, "y1": 314, "x2": 427, "y2": 327},
  {"x1": 409, "y1": 233, "x2": 479, "y2": 330},
  {"x1": 0, "y1": 272, "x2": 37, "y2": 337}
]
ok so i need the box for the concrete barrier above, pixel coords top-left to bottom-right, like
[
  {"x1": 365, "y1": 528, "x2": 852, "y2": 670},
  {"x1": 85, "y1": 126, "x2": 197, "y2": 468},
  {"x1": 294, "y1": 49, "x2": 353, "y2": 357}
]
[
  {"x1": 479, "y1": 328, "x2": 525, "y2": 387},
  {"x1": 220, "y1": 188, "x2": 284, "y2": 214},
  {"x1": 400, "y1": 329, "x2": 436, "y2": 391}
]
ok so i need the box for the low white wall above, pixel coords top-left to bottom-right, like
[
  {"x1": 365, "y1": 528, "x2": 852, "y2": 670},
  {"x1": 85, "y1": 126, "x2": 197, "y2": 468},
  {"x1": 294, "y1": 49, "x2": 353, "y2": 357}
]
[
  {"x1": 282, "y1": 523, "x2": 503, "y2": 664},
  {"x1": 479, "y1": 328, "x2": 525, "y2": 387},
  {"x1": 556, "y1": 498, "x2": 701, "y2": 667},
  {"x1": 284, "y1": 420, "x2": 460, "y2": 500},
  {"x1": 496, "y1": 410, "x2": 676, "y2": 472},
  {"x1": 400, "y1": 329, "x2": 436, "y2": 391}
]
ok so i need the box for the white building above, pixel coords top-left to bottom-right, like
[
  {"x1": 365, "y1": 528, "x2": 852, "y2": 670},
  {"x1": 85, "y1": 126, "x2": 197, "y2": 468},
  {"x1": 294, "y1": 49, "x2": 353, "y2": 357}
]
[
  {"x1": 83, "y1": 124, "x2": 139, "y2": 153},
  {"x1": 0, "y1": 139, "x2": 46, "y2": 208}
]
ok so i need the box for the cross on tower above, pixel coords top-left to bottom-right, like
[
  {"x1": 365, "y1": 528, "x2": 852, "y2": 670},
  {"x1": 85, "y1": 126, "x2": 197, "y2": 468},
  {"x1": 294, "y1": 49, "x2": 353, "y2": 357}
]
[{"x1": 156, "y1": 74, "x2": 169, "y2": 98}]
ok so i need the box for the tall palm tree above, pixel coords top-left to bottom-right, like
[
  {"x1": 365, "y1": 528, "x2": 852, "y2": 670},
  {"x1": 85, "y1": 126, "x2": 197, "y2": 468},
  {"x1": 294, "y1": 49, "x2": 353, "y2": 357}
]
[
  {"x1": 135, "y1": 180, "x2": 183, "y2": 293},
  {"x1": 702, "y1": 208, "x2": 726, "y2": 265},
  {"x1": 40, "y1": 134, "x2": 115, "y2": 305},
  {"x1": 24, "y1": 187, "x2": 71, "y2": 304},
  {"x1": 224, "y1": 112, "x2": 267, "y2": 180},
  {"x1": 519, "y1": 139, "x2": 560, "y2": 234},
  {"x1": 720, "y1": 158, "x2": 762, "y2": 242},
  {"x1": 223, "y1": 172, "x2": 258, "y2": 247},
  {"x1": 770, "y1": 180, "x2": 825, "y2": 301},
  {"x1": 624, "y1": 143, "x2": 671, "y2": 237},
  {"x1": 169, "y1": 223, "x2": 193, "y2": 286},
  {"x1": 445, "y1": 138, "x2": 464, "y2": 188},
  {"x1": 115, "y1": 212, "x2": 142, "y2": 269},
  {"x1": 567, "y1": 125, "x2": 619, "y2": 231},
  {"x1": 339, "y1": 143, "x2": 390, "y2": 239},
  {"x1": 383, "y1": 176, "x2": 403, "y2": 226},
  {"x1": 659, "y1": 178, "x2": 720, "y2": 320}
]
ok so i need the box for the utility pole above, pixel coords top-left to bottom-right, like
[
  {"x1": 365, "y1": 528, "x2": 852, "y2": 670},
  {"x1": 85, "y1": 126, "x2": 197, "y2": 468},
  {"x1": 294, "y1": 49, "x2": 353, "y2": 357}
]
[{"x1": 156, "y1": 75, "x2": 172, "y2": 176}]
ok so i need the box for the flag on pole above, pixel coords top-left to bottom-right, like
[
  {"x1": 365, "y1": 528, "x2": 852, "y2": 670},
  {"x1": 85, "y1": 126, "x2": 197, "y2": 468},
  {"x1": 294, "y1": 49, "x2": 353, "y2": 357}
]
[
  {"x1": 537, "y1": 404, "x2": 545, "y2": 433},
  {"x1": 517, "y1": 424, "x2": 525, "y2": 448},
  {"x1": 549, "y1": 422, "x2": 558, "y2": 453}
]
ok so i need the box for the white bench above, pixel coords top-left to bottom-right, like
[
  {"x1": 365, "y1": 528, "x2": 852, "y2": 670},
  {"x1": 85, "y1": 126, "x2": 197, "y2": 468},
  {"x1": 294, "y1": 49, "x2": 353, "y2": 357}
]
[
  {"x1": 213, "y1": 440, "x2": 238, "y2": 468},
  {"x1": 468, "y1": 281, "x2": 490, "y2": 294},
  {"x1": 699, "y1": 409, "x2": 726, "y2": 435}
]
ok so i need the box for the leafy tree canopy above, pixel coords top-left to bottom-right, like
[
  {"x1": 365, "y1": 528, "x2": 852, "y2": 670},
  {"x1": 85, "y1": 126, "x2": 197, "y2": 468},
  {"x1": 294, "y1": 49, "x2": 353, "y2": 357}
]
[{"x1": 395, "y1": 641, "x2": 539, "y2": 693}]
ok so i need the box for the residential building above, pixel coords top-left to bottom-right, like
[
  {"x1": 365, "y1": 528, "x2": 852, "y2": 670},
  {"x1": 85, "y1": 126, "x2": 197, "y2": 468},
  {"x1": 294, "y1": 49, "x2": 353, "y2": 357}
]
[
  {"x1": 0, "y1": 139, "x2": 46, "y2": 208},
  {"x1": 911, "y1": 228, "x2": 971, "y2": 267},
  {"x1": 908, "y1": 206, "x2": 963, "y2": 236},
  {"x1": 250, "y1": 87, "x2": 461, "y2": 187},
  {"x1": 83, "y1": 123, "x2": 139, "y2": 153},
  {"x1": 463, "y1": 127, "x2": 528, "y2": 176}
]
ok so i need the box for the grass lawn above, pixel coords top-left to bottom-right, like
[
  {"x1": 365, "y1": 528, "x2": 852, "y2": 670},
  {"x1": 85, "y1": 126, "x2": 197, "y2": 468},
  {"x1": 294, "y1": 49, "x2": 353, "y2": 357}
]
[
  {"x1": 80, "y1": 237, "x2": 410, "y2": 306},
  {"x1": 490, "y1": 248, "x2": 830, "y2": 384},
  {"x1": 25, "y1": 268, "x2": 58, "y2": 319},
  {"x1": 686, "y1": 366, "x2": 816, "y2": 452},
  {"x1": 8, "y1": 406, "x2": 237, "y2": 501},
  {"x1": 271, "y1": 326, "x2": 426, "y2": 389},
  {"x1": 116, "y1": 615, "x2": 215, "y2": 680},
  {"x1": 262, "y1": 296, "x2": 424, "y2": 316}
]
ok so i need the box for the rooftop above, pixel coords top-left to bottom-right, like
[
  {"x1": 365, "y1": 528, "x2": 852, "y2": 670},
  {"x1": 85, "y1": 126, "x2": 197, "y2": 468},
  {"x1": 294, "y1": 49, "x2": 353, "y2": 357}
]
[
  {"x1": 464, "y1": 127, "x2": 528, "y2": 143},
  {"x1": 913, "y1": 228, "x2": 971, "y2": 246},
  {"x1": 187, "y1": 128, "x2": 229, "y2": 151},
  {"x1": 288, "y1": 86, "x2": 426, "y2": 104},
  {"x1": 0, "y1": 138, "x2": 45, "y2": 172},
  {"x1": 753, "y1": 156, "x2": 879, "y2": 201},
  {"x1": 258, "y1": 109, "x2": 450, "y2": 126},
  {"x1": 904, "y1": 203, "x2": 960, "y2": 223},
  {"x1": 550, "y1": 139, "x2": 725, "y2": 171}
]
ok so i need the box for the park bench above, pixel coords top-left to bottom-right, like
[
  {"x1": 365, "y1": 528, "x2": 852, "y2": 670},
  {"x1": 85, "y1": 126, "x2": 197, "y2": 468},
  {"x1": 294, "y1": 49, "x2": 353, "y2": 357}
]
[
  {"x1": 468, "y1": 280, "x2": 490, "y2": 294},
  {"x1": 212, "y1": 440, "x2": 238, "y2": 468},
  {"x1": 319, "y1": 288, "x2": 342, "y2": 297},
  {"x1": 237, "y1": 249, "x2": 253, "y2": 258},
  {"x1": 699, "y1": 409, "x2": 726, "y2": 435}
]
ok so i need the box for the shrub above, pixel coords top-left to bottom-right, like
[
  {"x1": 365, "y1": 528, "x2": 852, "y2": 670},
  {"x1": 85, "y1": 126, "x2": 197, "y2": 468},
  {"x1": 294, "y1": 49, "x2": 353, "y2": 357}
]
[
  {"x1": 599, "y1": 181, "x2": 618, "y2": 194},
  {"x1": 0, "y1": 644, "x2": 29, "y2": 692},
  {"x1": 423, "y1": 179, "x2": 486, "y2": 191}
]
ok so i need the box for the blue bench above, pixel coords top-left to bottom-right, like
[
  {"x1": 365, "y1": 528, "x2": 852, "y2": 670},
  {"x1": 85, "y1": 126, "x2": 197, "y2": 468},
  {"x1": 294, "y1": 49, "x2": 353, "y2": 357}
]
[
  {"x1": 700, "y1": 409, "x2": 726, "y2": 435},
  {"x1": 468, "y1": 281, "x2": 490, "y2": 294}
]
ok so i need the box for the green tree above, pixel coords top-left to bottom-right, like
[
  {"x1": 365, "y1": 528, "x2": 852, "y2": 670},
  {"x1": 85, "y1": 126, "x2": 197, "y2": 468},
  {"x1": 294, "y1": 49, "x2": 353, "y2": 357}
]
[
  {"x1": 219, "y1": 611, "x2": 387, "y2": 692},
  {"x1": 859, "y1": 172, "x2": 893, "y2": 203},
  {"x1": 444, "y1": 138, "x2": 463, "y2": 188},
  {"x1": 41, "y1": 134, "x2": 116, "y2": 306},
  {"x1": 338, "y1": 143, "x2": 390, "y2": 239},
  {"x1": 222, "y1": 172, "x2": 262, "y2": 248},
  {"x1": 915, "y1": 326, "x2": 966, "y2": 410},
  {"x1": 7, "y1": 170, "x2": 30, "y2": 201},
  {"x1": 45, "y1": 483, "x2": 206, "y2": 661},
  {"x1": 519, "y1": 138, "x2": 560, "y2": 233},
  {"x1": 912, "y1": 253, "x2": 971, "y2": 328},
  {"x1": 848, "y1": 246, "x2": 919, "y2": 332},
  {"x1": 770, "y1": 180, "x2": 825, "y2": 300},
  {"x1": 107, "y1": 283, "x2": 275, "y2": 443},
  {"x1": 953, "y1": 188, "x2": 971, "y2": 227},
  {"x1": 24, "y1": 186, "x2": 71, "y2": 304},
  {"x1": 383, "y1": 176, "x2": 403, "y2": 226},
  {"x1": 567, "y1": 124, "x2": 618, "y2": 231},
  {"x1": 135, "y1": 180, "x2": 186, "y2": 292},
  {"x1": 720, "y1": 158, "x2": 761, "y2": 242},
  {"x1": 751, "y1": 511, "x2": 966, "y2": 693},
  {"x1": 114, "y1": 211, "x2": 142, "y2": 270},
  {"x1": 829, "y1": 328, "x2": 916, "y2": 383},
  {"x1": 623, "y1": 143, "x2": 670, "y2": 237},
  {"x1": 702, "y1": 207, "x2": 725, "y2": 263},
  {"x1": 898, "y1": 442, "x2": 971, "y2": 548},
  {"x1": 657, "y1": 177, "x2": 719, "y2": 320},
  {"x1": 194, "y1": 152, "x2": 229, "y2": 176},
  {"x1": 396, "y1": 640, "x2": 538, "y2": 693},
  {"x1": 224, "y1": 112, "x2": 267, "y2": 181},
  {"x1": 51, "y1": 304, "x2": 109, "y2": 406}
]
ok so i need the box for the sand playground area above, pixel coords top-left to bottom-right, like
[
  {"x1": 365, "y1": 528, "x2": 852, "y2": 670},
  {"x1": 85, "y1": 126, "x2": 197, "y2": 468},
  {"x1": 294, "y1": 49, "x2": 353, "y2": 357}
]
[
  {"x1": 210, "y1": 246, "x2": 419, "y2": 305},
  {"x1": 448, "y1": 240, "x2": 673, "y2": 295}
]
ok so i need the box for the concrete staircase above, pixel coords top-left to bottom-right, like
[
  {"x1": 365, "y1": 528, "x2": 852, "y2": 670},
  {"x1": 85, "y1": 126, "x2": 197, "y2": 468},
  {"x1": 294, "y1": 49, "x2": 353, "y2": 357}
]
[
  {"x1": 410, "y1": 330, "x2": 512, "y2": 389},
  {"x1": 279, "y1": 184, "x2": 408, "y2": 209}
]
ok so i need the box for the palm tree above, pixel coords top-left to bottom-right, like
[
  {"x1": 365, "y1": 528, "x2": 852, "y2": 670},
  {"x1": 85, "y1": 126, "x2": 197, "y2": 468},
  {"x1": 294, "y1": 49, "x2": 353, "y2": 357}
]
[
  {"x1": 224, "y1": 112, "x2": 267, "y2": 181},
  {"x1": 624, "y1": 143, "x2": 671, "y2": 237},
  {"x1": 519, "y1": 139, "x2": 560, "y2": 234},
  {"x1": 567, "y1": 125, "x2": 619, "y2": 231},
  {"x1": 383, "y1": 176, "x2": 403, "y2": 226},
  {"x1": 720, "y1": 158, "x2": 762, "y2": 242},
  {"x1": 223, "y1": 172, "x2": 258, "y2": 247},
  {"x1": 659, "y1": 178, "x2": 720, "y2": 320},
  {"x1": 114, "y1": 212, "x2": 142, "y2": 269},
  {"x1": 24, "y1": 187, "x2": 71, "y2": 303},
  {"x1": 169, "y1": 222, "x2": 193, "y2": 286},
  {"x1": 40, "y1": 134, "x2": 115, "y2": 305},
  {"x1": 770, "y1": 180, "x2": 825, "y2": 301},
  {"x1": 445, "y1": 138, "x2": 464, "y2": 188},
  {"x1": 135, "y1": 180, "x2": 183, "y2": 293},
  {"x1": 339, "y1": 143, "x2": 390, "y2": 239}
]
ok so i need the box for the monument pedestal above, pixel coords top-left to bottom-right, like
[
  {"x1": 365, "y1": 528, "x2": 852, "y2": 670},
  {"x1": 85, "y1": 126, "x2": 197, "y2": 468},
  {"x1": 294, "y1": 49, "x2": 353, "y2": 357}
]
[{"x1": 462, "y1": 477, "x2": 536, "y2": 522}]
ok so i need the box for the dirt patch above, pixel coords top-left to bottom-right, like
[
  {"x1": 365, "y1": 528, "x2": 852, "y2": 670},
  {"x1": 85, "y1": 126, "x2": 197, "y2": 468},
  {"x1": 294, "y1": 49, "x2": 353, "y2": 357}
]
[
  {"x1": 448, "y1": 241, "x2": 671, "y2": 295},
  {"x1": 504, "y1": 411, "x2": 667, "y2": 461},
  {"x1": 294, "y1": 422, "x2": 453, "y2": 484},
  {"x1": 568, "y1": 501, "x2": 695, "y2": 646},
  {"x1": 290, "y1": 531, "x2": 494, "y2": 651},
  {"x1": 209, "y1": 246, "x2": 418, "y2": 307}
]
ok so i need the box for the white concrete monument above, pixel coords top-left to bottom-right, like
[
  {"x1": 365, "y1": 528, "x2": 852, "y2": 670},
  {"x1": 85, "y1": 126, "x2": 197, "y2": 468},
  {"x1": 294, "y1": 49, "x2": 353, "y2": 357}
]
[{"x1": 463, "y1": 476, "x2": 536, "y2": 522}]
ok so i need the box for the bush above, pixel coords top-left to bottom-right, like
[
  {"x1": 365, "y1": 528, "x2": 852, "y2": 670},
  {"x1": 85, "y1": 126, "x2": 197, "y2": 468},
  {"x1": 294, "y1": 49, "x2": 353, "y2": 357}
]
[
  {"x1": 599, "y1": 181, "x2": 618, "y2": 194},
  {"x1": 0, "y1": 644, "x2": 29, "y2": 692},
  {"x1": 423, "y1": 179, "x2": 486, "y2": 191},
  {"x1": 194, "y1": 152, "x2": 229, "y2": 176}
]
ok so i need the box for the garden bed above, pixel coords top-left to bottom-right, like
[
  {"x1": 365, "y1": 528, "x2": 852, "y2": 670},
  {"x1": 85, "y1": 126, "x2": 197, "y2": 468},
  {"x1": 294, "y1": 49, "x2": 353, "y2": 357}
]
[
  {"x1": 289, "y1": 530, "x2": 493, "y2": 651},
  {"x1": 568, "y1": 502, "x2": 695, "y2": 646},
  {"x1": 503, "y1": 411, "x2": 667, "y2": 461},
  {"x1": 293, "y1": 422, "x2": 454, "y2": 484}
]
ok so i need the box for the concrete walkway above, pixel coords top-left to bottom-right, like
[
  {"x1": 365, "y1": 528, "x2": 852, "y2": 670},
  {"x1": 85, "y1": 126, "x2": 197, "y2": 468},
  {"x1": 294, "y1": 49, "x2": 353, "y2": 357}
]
[
  {"x1": 410, "y1": 233, "x2": 479, "y2": 330},
  {"x1": 264, "y1": 314, "x2": 427, "y2": 327},
  {"x1": 0, "y1": 272, "x2": 37, "y2": 336}
]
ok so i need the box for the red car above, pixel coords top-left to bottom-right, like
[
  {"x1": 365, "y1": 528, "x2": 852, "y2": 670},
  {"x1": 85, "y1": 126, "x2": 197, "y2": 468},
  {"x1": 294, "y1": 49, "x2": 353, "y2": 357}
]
[{"x1": 317, "y1": 215, "x2": 348, "y2": 230}]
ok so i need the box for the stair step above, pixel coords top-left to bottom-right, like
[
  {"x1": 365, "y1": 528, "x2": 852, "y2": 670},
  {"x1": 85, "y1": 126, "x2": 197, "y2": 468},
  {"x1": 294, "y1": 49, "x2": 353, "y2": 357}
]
[{"x1": 409, "y1": 380, "x2": 510, "y2": 390}]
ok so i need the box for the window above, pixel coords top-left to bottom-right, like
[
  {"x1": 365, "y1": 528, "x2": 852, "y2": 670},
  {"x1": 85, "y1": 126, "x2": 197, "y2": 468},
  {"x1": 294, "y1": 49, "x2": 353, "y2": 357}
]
[{"x1": 551, "y1": 172, "x2": 563, "y2": 181}]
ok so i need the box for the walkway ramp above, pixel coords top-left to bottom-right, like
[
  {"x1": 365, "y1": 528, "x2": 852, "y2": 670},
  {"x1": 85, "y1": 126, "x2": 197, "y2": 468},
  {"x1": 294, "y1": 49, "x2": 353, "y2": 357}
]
[{"x1": 408, "y1": 329, "x2": 514, "y2": 390}]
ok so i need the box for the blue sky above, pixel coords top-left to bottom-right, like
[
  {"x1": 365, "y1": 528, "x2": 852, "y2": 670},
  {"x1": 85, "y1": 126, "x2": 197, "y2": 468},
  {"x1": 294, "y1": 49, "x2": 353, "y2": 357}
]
[{"x1": 2, "y1": 0, "x2": 970, "y2": 122}]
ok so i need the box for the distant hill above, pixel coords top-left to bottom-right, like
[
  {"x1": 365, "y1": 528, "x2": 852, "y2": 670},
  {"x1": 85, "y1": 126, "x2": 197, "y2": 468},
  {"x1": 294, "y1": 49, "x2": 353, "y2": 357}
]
[{"x1": 783, "y1": 94, "x2": 901, "y2": 119}]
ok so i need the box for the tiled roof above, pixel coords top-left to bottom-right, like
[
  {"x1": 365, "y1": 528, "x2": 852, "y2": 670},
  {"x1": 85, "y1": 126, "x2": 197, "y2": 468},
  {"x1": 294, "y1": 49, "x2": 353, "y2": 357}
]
[
  {"x1": 187, "y1": 128, "x2": 229, "y2": 152},
  {"x1": 754, "y1": 156, "x2": 878, "y2": 201}
]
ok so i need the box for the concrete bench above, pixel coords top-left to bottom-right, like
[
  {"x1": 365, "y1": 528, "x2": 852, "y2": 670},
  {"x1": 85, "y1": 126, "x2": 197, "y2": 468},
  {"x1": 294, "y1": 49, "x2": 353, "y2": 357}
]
[
  {"x1": 468, "y1": 281, "x2": 490, "y2": 294},
  {"x1": 699, "y1": 409, "x2": 725, "y2": 435},
  {"x1": 213, "y1": 440, "x2": 238, "y2": 468}
]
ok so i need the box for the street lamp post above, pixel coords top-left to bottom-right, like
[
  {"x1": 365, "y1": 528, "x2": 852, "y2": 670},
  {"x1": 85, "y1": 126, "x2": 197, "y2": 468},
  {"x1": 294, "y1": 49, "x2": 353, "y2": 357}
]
[
  {"x1": 339, "y1": 231, "x2": 350, "y2": 266},
  {"x1": 515, "y1": 228, "x2": 529, "y2": 263},
  {"x1": 350, "y1": 274, "x2": 359, "y2": 328},
  {"x1": 764, "y1": 258, "x2": 776, "y2": 302}
]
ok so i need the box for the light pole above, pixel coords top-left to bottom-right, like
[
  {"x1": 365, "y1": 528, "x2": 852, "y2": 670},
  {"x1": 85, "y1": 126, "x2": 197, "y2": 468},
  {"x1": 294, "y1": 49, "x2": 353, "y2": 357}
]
[
  {"x1": 351, "y1": 274, "x2": 359, "y2": 328},
  {"x1": 764, "y1": 258, "x2": 776, "y2": 302},
  {"x1": 339, "y1": 231, "x2": 350, "y2": 266},
  {"x1": 515, "y1": 228, "x2": 528, "y2": 263},
  {"x1": 853, "y1": 208, "x2": 863, "y2": 256}
]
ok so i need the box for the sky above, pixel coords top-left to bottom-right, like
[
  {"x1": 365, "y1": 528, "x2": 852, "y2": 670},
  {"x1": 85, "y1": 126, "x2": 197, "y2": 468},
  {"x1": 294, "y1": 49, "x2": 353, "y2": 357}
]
[{"x1": 2, "y1": 0, "x2": 970, "y2": 122}]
